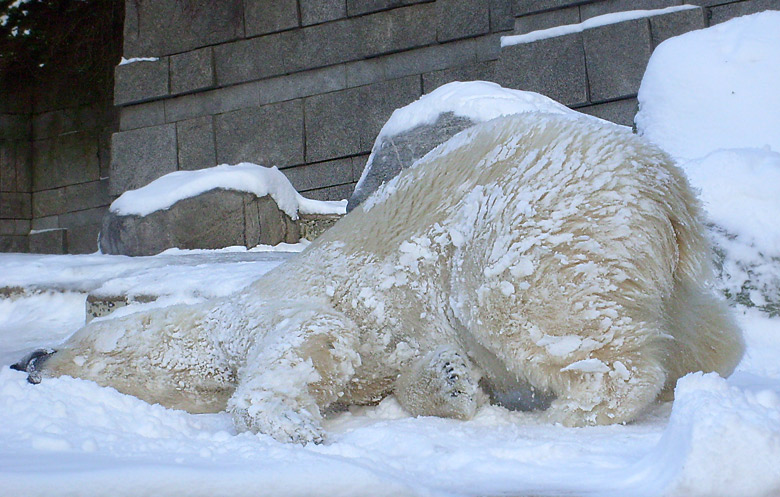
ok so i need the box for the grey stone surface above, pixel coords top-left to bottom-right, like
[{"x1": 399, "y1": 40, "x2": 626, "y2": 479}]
[
  {"x1": 710, "y1": 0, "x2": 780, "y2": 25},
  {"x1": 514, "y1": 6, "x2": 579, "y2": 34},
  {"x1": 301, "y1": 0, "x2": 347, "y2": 25},
  {"x1": 215, "y1": 100, "x2": 304, "y2": 168},
  {"x1": 302, "y1": 182, "x2": 355, "y2": 202},
  {"x1": 489, "y1": 0, "x2": 516, "y2": 32},
  {"x1": 32, "y1": 180, "x2": 111, "y2": 218},
  {"x1": 299, "y1": 213, "x2": 344, "y2": 240},
  {"x1": 170, "y1": 48, "x2": 215, "y2": 95},
  {"x1": 32, "y1": 132, "x2": 100, "y2": 191},
  {"x1": 576, "y1": 97, "x2": 639, "y2": 127},
  {"x1": 119, "y1": 101, "x2": 166, "y2": 131},
  {"x1": 0, "y1": 219, "x2": 30, "y2": 235},
  {"x1": 422, "y1": 61, "x2": 497, "y2": 93},
  {"x1": 13, "y1": 141, "x2": 31, "y2": 192},
  {"x1": 164, "y1": 83, "x2": 260, "y2": 123},
  {"x1": 304, "y1": 76, "x2": 421, "y2": 163},
  {"x1": 245, "y1": 0, "x2": 300, "y2": 37},
  {"x1": 215, "y1": 4, "x2": 435, "y2": 86},
  {"x1": 29, "y1": 228, "x2": 67, "y2": 254},
  {"x1": 32, "y1": 104, "x2": 107, "y2": 140},
  {"x1": 123, "y1": 0, "x2": 244, "y2": 58},
  {"x1": 257, "y1": 65, "x2": 347, "y2": 106},
  {"x1": 0, "y1": 192, "x2": 31, "y2": 219},
  {"x1": 99, "y1": 189, "x2": 300, "y2": 256},
  {"x1": 31, "y1": 216, "x2": 58, "y2": 231},
  {"x1": 0, "y1": 143, "x2": 17, "y2": 191},
  {"x1": 580, "y1": 0, "x2": 682, "y2": 20},
  {"x1": 436, "y1": 0, "x2": 491, "y2": 42},
  {"x1": 0, "y1": 114, "x2": 31, "y2": 141},
  {"x1": 110, "y1": 124, "x2": 178, "y2": 195},
  {"x1": 114, "y1": 58, "x2": 169, "y2": 106},
  {"x1": 281, "y1": 158, "x2": 354, "y2": 192},
  {"x1": 0, "y1": 235, "x2": 27, "y2": 253},
  {"x1": 650, "y1": 6, "x2": 707, "y2": 47},
  {"x1": 513, "y1": 0, "x2": 582, "y2": 16},
  {"x1": 177, "y1": 117, "x2": 216, "y2": 171},
  {"x1": 346, "y1": 0, "x2": 428, "y2": 16},
  {"x1": 347, "y1": 112, "x2": 475, "y2": 211},
  {"x1": 495, "y1": 32, "x2": 588, "y2": 106},
  {"x1": 61, "y1": 207, "x2": 106, "y2": 254},
  {"x1": 583, "y1": 18, "x2": 653, "y2": 102}
]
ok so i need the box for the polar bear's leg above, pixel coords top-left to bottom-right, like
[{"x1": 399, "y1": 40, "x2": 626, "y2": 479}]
[
  {"x1": 227, "y1": 304, "x2": 361, "y2": 444},
  {"x1": 394, "y1": 346, "x2": 481, "y2": 420},
  {"x1": 542, "y1": 346, "x2": 667, "y2": 426}
]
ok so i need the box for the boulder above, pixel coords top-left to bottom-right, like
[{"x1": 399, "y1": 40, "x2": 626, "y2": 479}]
[
  {"x1": 99, "y1": 189, "x2": 299, "y2": 256},
  {"x1": 347, "y1": 112, "x2": 475, "y2": 212}
]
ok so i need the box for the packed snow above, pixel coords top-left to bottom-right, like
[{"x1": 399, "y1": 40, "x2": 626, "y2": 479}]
[
  {"x1": 501, "y1": 5, "x2": 698, "y2": 46},
  {"x1": 1, "y1": 11, "x2": 780, "y2": 497},
  {"x1": 118, "y1": 56, "x2": 160, "y2": 66},
  {"x1": 110, "y1": 163, "x2": 346, "y2": 219}
]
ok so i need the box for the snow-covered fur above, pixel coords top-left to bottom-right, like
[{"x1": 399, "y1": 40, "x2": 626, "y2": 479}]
[{"x1": 35, "y1": 113, "x2": 743, "y2": 443}]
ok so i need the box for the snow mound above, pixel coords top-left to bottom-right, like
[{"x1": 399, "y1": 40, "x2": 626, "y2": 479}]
[
  {"x1": 110, "y1": 163, "x2": 346, "y2": 219},
  {"x1": 657, "y1": 373, "x2": 780, "y2": 497},
  {"x1": 635, "y1": 11, "x2": 780, "y2": 161},
  {"x1": 375, "y1": 81, "x2": 576, "y2": 141}
]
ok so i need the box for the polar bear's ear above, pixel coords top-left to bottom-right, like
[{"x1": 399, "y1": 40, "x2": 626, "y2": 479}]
[{"x1": 10, "y1": 348, "x2": 57, "y2": 384}]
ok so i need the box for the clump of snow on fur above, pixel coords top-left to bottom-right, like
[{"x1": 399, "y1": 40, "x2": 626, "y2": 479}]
[
  {"x1": 635, "y1": 11, "x2": 780, "y2": 161},
  {"x1": 110, "y1": 163, "x2": 346, "y2": 219}
]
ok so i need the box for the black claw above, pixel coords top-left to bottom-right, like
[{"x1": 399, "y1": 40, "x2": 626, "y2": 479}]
[{"x1": 11, "y1": 348, "x2": 56, "y2": 384}]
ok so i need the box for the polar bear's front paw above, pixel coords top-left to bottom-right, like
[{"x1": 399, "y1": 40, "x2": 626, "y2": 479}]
[
  {"x1": 395, "y1": 346, "x2": 481, "y2": 420},
  {"x1": 230, "y1": 400, "x2": 325, "y2": 445}
]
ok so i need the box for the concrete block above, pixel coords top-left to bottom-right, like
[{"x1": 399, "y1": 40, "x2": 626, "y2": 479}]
[
  {"x1": 0, "y1": 114, "x2": 31, "y2": 141},
  {"x1": 576, "y1": 97, "x2": 639, "y2": 128},
  {"x1": 0, "y1": 218, "x2": 30, "y2": 235},
  {"x1": 60, "y1": 208, "x2": 106, "y2": 254},
  {"x1": 177, "y1": 116, "x2": 216, "y2": 171},
  {"x1": 422, "y1": 61, "x2": 497, "y2": 93},
  {"x1": 32, "y1": 180, "x2": 111, "y2": 218},
  {"x1": 29, "y1": 228, "x2": 67, "y2": 254},
  {"x1": 114, "y1": 58, "x2": 169, "y2": 106},
  {"x1": 650, "y1": 6, "x2": 706, "y2": 47},
  {"x1": 32, "y1": 132, "x2": 101, "y2": 191},
  {"x1": 119, "y1": 101, "x2": 166, "y2": 131},
  {"x1": 583, "y1": 18, "x2": 653, "y2": 102},
  {"x1": 710, "y1": 0, "x2": 780, "y2": 25},
  {"x1": 31, "y1": 216, "x2": 58, "y2": 231},
  {"x1": 301, "y1": 0, "x2": 347, "y2": 26},
  {"x1": 0, "y1": 143, "x2": 16, "y2": 192},
  {"x1": 580, "y1": 0, "x2": 683, "y2": 20},
  {"x1": 110, "y1": 124, "x2": 178, "y2": 195},
  {"x1": 436, "y1": 0, "x2": 491, "y2": 42},
  {"x1": 14, "y1": 141, "x2": 31, "y2": 191},
  {"x1": 346, "y1": 0, "x2": 428, "y2": 16},
  {"x1": 382, "y1": 38, "x2": 479, "y2": 82},
  {"x1": 489, "y1": 0, "x2": 516, "y2": 32},
  {"x1": 257, "y1": 65, "x2": 347, "y2": 106},
  {"x1": 304, "y1": 75, "x2": 421, "y2": 163},
  {"x1": 164, "y1": 83, "x2": 260, "y2": 123},
  {"x1": 0, "y1": 235, "x2": 27, "y2": 253},
  {"x1": 352, "y1": 154, "x2": 370, "y2": 182},
  {"x1": 245, "y1": 0, "x2": 299, "y2": 36},
  {"x1": 123, "y1": 0, "x2": 244, "y2": 58},
  {"x1": 495, "y1": 32, "x2": 588, "y2": 106},
  {"x1": 281, "y1": 158, "x2": 354, "y2": 192},
  {"x1": 474, "y1": 32, "x2": 504, "y2": 61},
  {"x1": 0, "y1": 192, "x2": 31, "y2": 219},
  {"x1": 356, "y1": 4, "x2": 436, "y2": 58},
  {"x1": 514, "y1": 6, "x2": 579, "y2": 34},
  {"x1": 214, "y1": 100, "x2": 304, "y2": 168},
  {"x1": 214, "y1": 30, "x2": 304, "y2": 86},
  {"x1": 32, "y1": 105, "x2": 103, "y2": 140},
  {"x1": 170, "y1": 47, "x2": 215, "y2": 95},
  {"x1": 513, "y1": 0, "x2": 582, "y2": 16}
]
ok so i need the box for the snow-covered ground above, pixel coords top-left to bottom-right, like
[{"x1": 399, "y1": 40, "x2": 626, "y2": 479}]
[{"x1": 1, "y1": 11, "x2": 779, "y2": 497}]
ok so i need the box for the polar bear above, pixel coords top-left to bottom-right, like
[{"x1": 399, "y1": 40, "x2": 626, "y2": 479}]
[{"x1": 16, "y1": 113, "x2": 743, "y2": 443}]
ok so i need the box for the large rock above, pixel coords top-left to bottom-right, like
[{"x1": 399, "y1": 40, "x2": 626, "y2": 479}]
[
  {"x1": 99, "y1": 189, "x2": 299, "y2": 256},
  {"x1": 347, "y1": 112, "x2": 475, "y2": 211}
]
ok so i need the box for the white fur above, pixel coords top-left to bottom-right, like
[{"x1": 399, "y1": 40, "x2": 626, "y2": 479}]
[{"x1": 41, "y1": 113, "x2": 743, "y2": 442}]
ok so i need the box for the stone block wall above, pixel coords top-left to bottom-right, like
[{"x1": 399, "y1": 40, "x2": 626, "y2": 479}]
[{"x1": 0, "y1": 85, "x2": 33, "y2": 253}]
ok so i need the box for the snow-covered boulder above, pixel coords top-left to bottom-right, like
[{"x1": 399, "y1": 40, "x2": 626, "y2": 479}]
[
  {"x1": 347, "y1": 81, "x2": 578, "y2": 212},
  {"x1": 99, "y1": 164, "x2": 345, "y2": 256}
]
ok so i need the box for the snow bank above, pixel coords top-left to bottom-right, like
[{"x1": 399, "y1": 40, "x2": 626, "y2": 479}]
[
  {"x1": 110, "y1": 163, "x2": 346, "y2": 219},
  {"x1": 118, "y1": 57, "x2": 160, "y2": 65},
  {"x1": 501, "y1": 6, "x2": 697, "y2": 46},
  {"x1": 375, "y1": 81, "x2": 576, "y2": 141},
  {"x1": 655, "y1": 373, "x2": 780, "y2": 497},
  {"x1": 636, "y1": 11, "x2": 780, "y2": 161}
]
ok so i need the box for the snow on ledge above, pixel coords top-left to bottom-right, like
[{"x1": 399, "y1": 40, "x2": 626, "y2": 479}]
[
  {"x1": 501, "y1": 5, "x2": 698, "y2": 47},
  {"x1": 109, "y1": 163, "x2": 347, "y2": 219},
  {"x1": 118, "y1": 56, "x2": 160, "y2": 66}
]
